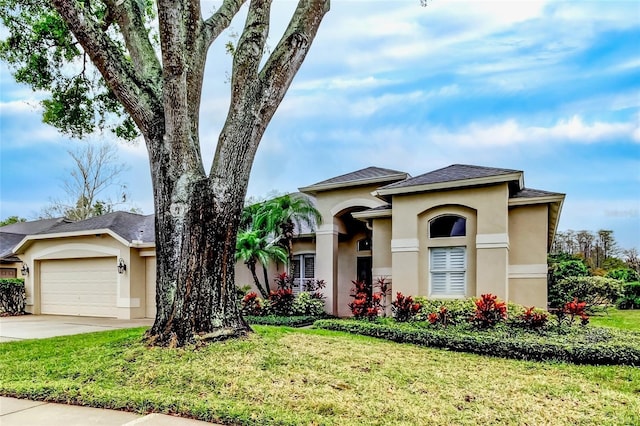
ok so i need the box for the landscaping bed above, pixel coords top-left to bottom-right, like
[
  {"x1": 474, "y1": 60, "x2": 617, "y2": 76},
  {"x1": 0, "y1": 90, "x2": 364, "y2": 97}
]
[{"x1": 313, "y1": 318, "x2": 640, "y2": 366}]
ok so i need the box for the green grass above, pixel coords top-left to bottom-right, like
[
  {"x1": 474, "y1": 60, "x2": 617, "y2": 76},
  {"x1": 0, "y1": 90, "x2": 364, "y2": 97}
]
[
  {"x1": 589, "y1": 309, "x2": 640, "y2": 331},
  {"x1": 1, "y1": 326, "x2": 639, "y2": 425}
]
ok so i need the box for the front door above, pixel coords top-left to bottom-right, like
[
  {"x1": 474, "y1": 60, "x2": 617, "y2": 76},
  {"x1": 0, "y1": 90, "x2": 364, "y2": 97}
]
[{"x1": 356, "y1": 256, "x2": 372, "y2": 292}]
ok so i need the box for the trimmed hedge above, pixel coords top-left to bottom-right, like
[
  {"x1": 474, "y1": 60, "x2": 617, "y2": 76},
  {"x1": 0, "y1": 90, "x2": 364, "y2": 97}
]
[
  {"x1": 0, "y1": 278, "x2": 26, "y2": 315},
  {"x1": 313, "y1": 319, "x2": 640, "y2": 366},
  {"x1": 245, "y1": 315, "x2": 320, "y2": 327}
]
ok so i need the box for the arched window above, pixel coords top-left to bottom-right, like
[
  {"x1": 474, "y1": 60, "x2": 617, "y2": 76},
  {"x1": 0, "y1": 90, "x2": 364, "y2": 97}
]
[{"x1": 430, "y1": 215, "x2": 466, "y2": 238}]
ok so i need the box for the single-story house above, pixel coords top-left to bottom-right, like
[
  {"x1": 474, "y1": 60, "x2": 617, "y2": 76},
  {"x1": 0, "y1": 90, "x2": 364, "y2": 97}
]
[{"x1": 10, "y1": 164, "x2": 564, "y2": 319}]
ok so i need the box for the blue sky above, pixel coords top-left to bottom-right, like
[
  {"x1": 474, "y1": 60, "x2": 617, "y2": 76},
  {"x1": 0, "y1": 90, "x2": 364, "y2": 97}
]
[{"x1": 1, "y1": 0, "x2": 639, "y2": 250}]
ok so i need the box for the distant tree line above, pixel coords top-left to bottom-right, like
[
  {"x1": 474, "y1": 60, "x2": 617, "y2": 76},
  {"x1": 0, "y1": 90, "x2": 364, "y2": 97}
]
[{"x1": 551, "y1": 229, "x2": 639, "y2": 273}]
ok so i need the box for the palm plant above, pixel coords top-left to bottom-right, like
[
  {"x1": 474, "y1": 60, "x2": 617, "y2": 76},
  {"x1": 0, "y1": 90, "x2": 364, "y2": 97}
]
[
  {"x1": 235, "y1": 229, "x2": 288, "y2": 299},
  {"x1": 253, "y1": 194, "x2": 322, "y2": 267}
]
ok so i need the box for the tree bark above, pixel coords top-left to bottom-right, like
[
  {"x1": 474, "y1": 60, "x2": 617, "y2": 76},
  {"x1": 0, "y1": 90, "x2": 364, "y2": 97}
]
[{"x1": 49, "y1": 0, "x2": 330, "y2": 347}]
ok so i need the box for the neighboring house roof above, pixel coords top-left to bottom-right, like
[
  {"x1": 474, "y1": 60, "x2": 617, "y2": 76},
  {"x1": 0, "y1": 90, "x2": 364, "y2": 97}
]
[
  {"x1": 299, "y1": 166, "x2": 409, "y2": 194},
  {"x1": 13, "y1": 211, "x2": 155, "y2": 254},
  {"x1": 0, "y1": 233, "x2": 25, "y2": 262},
  {"x1": 375, "y1": 164, "x2": 524, "y2": 197},
  {"x1": 0, "y1": 218, "x2": 71, "y2": 262}
]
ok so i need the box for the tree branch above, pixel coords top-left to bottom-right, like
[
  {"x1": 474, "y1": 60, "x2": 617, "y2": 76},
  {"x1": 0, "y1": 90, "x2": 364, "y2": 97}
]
[
  {"x1": 231, "y1": 0, "x2": 272, "y2": 93},
  {"x1": 202, "y1": 0, "x2": 246, "y2": 49},
  {"x1": 259, "y1": 0, "x2": 329, "y2": 119},
  {"x1": 102, "y1": 0, "x2": 162, "y2": 83},
  {"x1": 50, "y1": 0, "x2": 161, "y2": 137}
]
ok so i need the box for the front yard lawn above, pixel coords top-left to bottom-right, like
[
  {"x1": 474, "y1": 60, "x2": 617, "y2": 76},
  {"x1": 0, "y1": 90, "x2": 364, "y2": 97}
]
[
  {"x1": 1, "y1": 326, "x2": 639, "y2": 425},
  {"x1": 589, "y1": 309, "x2": 640, "y2": 331}
]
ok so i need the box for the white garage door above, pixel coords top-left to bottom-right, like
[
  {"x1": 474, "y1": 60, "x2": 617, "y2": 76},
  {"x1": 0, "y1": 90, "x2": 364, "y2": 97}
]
[{"x1": 40, "y1": 257, "x2": 118, "y2": 317}]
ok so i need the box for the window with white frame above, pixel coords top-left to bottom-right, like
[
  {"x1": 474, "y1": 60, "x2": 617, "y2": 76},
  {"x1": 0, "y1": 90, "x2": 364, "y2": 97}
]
[
  {"x1": 292, "y1": 254, "x2": 315, "y2": 294},
  {"x1": 430, "y1": 247, "x2": 466, "y2": 297}
]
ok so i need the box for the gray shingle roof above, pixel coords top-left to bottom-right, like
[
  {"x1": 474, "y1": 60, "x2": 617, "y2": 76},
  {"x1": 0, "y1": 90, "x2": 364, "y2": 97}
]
[
  {"x1": 511, "y1": 188, "x2": 564, "y2": 199},
  {"x1": 304, "y1": 166, "x2": 407, "y2": 188},
  {"x1": 1, "y1": 218, "x2": 72, "y2": 261},
  {"x1": 0, "y1": 232, "x2": 25, "y2": 260},
  {"x1": 380, "y1": 164, "x2": 521, "y2": 190},
  {"x1": 0, "y1": 217, "x2": 70, "y2": 234},
  {"x1": 35, "y1": 211, "x2": 155, "y2": 243}
]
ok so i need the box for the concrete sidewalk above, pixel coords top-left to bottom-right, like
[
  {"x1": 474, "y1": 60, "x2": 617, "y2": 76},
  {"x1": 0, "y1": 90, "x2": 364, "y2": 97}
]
[{"x1": 0, "y1": 397, "x2": 221, "y2": 425}]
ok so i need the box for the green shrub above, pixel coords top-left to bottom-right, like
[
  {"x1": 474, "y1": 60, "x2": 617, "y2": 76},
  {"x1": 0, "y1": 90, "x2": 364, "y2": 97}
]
[
  {"x1": 607, "y1": 268, "x2": 640, "y2": 283},
  {"x1": 554, "y1": 276, "x2": 624, "y2": 311},
  {"x1": 548, "y1": 260, "x2": 589, "y2": 308},
  {"x1": 0, "y1": 278, "x2": 26, "y2": 315},
  {"x1": 245, "y1": 315, "x2": 318, "y2": 327},
  {"x1": 313, "y1": 319, "x2": 640, "y2": 366},
  {"x1": 414, "y1": 297, "x2": 475, "y2": 325},
  {"x1": 617, "y1": 281, "x2": 640, "y2": 310},
  {"x1": 291, "y1": 292, "x2": 326, "y2": 317}
]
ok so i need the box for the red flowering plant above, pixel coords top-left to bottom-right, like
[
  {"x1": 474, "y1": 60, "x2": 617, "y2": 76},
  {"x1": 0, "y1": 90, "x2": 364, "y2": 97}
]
[
  {"x1": 470, "y1": 293, "x2": 507, "y2": 328},
  {"x1": 266, "y1": 273, "x2": 296, "y2": 315},
  {"x1": 240, "y1": 291, "x2": 263, "y2": 316},
  {"x1": 348, "y1": 280, "x2": 381, "y2": 320},
  {"x1": 375, "y1": 277, "x2": 392, "y2": 316},
  {"x1": 515, "y1": 306, "x2": 549, "y2": 329},
  {"x1": 391, "y1": 292, "x2": 422, "y2": 322},
  {"x1": 427, "y1": 306, "x2": 450, "y2": 327},
  {"x1": 564, "y1": 298, "x2": 589, "y2": 326}
]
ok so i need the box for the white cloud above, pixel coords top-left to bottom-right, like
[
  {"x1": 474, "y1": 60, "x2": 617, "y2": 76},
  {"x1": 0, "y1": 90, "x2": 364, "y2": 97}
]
[{"x1": 428, "y1": 115, "x2": 637, "y2": 147}]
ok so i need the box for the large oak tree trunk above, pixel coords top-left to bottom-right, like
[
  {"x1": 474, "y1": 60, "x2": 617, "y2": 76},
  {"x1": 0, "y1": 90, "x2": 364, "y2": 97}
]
[{"x1": 49, "y1": 0, "x2": 330, "y2": 346}]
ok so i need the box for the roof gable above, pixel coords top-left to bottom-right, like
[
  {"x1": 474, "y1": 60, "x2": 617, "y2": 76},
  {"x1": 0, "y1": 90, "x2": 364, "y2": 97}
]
[
  {"x1": 374, "y1": 164, "x2": 524, "y2": 197},
  {"x1": 299, "y1": 166, "x2": 408, "y2": 194}
]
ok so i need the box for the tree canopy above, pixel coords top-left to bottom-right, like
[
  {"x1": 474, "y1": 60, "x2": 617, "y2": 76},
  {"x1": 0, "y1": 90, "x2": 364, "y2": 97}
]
[{"x1": 0, "y1": 0, "x2": 330, "y2": 346}]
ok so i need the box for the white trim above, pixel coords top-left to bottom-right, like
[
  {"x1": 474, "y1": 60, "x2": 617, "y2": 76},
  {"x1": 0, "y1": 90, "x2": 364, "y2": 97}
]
[
  {"x1": 509, "y1": 264, "x2": 547, "y2": 279},
  {"x1": 476, "y1": 233, "x2": 510, "y2": 249},
  {"x1": 330, "y1": 198, "x2": 386, "y2": 217},
  {"x1": 508, "y1": 194, "x2": 564, "y2": 206},
  {"x1": 391, "y1": 238, "x2": 420, "y2": 253},
  {"x1": 316, "y1": 224, "x2": 339, "y2": 236},
  {"x1": 139, "y1": 249, "x2": 156, "y2": 257},
  {"x1": 31, "y1": 243, "x2": 121, "y2": 260},
  {"x1": 352, "y1": 208, "x2": 392, "y2": 220},
  {"x1": 375, "y1": 172, "x2": 523, "y2": 197},
  {"x1": 13, "y1": 228, "x2": 131, "y2": 253}
]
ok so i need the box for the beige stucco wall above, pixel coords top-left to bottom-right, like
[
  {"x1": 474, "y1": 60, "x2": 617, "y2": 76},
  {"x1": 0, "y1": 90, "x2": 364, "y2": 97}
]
[
  {"x1": 508, "y1": 204, "x2": 549, "y2": 307},
  {"x1": 18, "y1": 234, "x2": 147, "y2": 319},
  {"x1": 391, "y1": 184, "x2": 509, "y2": 300}
]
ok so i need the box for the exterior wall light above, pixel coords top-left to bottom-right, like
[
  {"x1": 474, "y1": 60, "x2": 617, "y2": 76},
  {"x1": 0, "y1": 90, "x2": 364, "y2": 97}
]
[
  {"x1": 21, "y1": 264, "x2": 29, "y2": 276},
  {"x1": 117, "y1": 258, "x2": 127, "y2": 274}
]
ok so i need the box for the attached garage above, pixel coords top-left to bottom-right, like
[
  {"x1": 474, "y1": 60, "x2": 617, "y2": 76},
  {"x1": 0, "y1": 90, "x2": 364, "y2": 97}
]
[{"x1": 40, "y1": 257, "x2": 118, "y2": 317}]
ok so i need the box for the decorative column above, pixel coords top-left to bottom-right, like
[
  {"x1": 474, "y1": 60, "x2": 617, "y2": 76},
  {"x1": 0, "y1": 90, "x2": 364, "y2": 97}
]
[{"x1": 315, "y1": 224, "x2": 339, "y2": 315}]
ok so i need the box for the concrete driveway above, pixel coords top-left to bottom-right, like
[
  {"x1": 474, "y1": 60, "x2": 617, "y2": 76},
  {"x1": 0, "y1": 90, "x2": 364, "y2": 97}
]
[{"x1": 0, "y1": 315, "x2": 153, "y2": 342}]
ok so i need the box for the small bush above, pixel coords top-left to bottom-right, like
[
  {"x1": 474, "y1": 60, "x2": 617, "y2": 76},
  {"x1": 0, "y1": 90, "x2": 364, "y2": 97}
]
[
  {"x1": 391, "y1": 292, "x2": 421, "y2": 322},
  {"x1": 267, "y1": 288, "x2": 295, "y2": 316},
  {"x1": 245, "y1": 315, "x2": 319, "y2": 327},
  {"x1": 607, "y1": 268, "x2": 640, "y2": 283},
  {"x1": 414, "y1": 298, "x2": 475, "y2": 325},
  {"x1": 617, "y1": 281, "x2": 640, "y2": 310},
  {"x1": 348, "y1": 280, "x2": 381, "y2": 320},
  {"x1": 470, "y1": 294, "x2": 507, "y2": 329},
  {"x1": 0, "y1": 278, "x2": 26, "y2": 315},
  {"x1": 291, "y1": 292, "x2": 326, "y2": 317},
  {"x1": 240, "y1": 292, "x2": 263, "y2": 316},
  {"x1": 427, "y1": 306, "x2": 451, "y2": 327},
  {"x1": 554, "y1": 276, "x2": 624, "y2": 311},
  {"x1": 513, "y1": 306, "x2": 549, "y2": 329}
]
